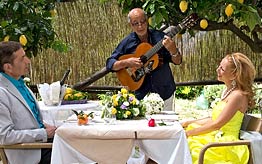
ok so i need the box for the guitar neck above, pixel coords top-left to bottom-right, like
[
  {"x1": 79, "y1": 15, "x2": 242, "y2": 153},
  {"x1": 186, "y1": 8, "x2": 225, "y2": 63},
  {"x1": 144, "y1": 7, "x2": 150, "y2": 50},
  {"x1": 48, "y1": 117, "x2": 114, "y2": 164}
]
[{"x1": 144, "y1": 25, "x2": 182, "y2": 61}]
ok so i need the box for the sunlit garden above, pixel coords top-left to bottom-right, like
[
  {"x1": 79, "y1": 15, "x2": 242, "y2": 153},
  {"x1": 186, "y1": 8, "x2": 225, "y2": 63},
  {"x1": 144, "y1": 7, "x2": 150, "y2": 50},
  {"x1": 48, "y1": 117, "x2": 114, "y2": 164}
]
[{"x1": 175, "y1": 84, "x2": 262, "y2": 121}]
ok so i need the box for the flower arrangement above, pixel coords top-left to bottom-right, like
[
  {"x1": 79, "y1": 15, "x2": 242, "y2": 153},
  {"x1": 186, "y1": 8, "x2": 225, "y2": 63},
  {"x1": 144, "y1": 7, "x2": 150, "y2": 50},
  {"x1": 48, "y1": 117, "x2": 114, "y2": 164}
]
[
  {"x1": 63, "y1": 87, "x2": 88, "y2": 100},
  {"x1": 142, "y1": 93, "x2": 164, "y2": 115},
  {"x1": 62, "y1": 87, "x2": 89, "y2": 104},
  {"x1": 99, "y1": 88, "x2": 146, "y2": 120}
]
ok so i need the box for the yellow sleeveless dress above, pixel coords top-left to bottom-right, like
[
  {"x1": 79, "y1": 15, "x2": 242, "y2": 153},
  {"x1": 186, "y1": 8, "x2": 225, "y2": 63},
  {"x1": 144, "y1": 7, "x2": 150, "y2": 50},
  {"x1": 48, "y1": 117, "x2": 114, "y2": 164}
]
[{"x1": 186, "y1": 101, "x2": 249, "y2": 164}]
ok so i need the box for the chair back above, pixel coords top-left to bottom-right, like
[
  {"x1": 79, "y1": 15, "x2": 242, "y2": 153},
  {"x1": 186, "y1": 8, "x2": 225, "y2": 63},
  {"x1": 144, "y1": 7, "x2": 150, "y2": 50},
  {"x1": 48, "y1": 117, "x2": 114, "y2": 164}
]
[
  {"x1": 241, "y1": 114, "x2": 262, "y2": 133},
  {"x1": 0, "y1": 143, "x2": 52, "y2": 164}
]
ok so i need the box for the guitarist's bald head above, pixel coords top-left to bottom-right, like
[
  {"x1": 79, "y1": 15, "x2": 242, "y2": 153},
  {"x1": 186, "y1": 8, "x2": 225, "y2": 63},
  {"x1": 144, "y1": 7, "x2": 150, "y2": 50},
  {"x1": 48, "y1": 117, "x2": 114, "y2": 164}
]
[{"x1": 127, "y1": 8, "x2": 148, "y2": 23}]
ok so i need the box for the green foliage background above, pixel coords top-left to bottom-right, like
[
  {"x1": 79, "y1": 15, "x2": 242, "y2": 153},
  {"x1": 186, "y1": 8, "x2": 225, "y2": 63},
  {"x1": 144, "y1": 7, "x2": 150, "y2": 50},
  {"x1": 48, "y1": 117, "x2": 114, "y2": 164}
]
[{"x1": 0, "y1": 0, "x2": 69, "y2": 57}]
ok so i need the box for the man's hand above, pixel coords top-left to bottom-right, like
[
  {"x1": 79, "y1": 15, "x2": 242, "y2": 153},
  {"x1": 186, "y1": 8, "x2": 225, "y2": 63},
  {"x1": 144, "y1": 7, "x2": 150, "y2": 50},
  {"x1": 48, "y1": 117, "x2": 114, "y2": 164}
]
[
  {"x1": 162, "y1": 36, "x2": 177, "y2": 54},
  {"x1": 125, "y1": 57, "x2": 143, "y2": 68},
  {"x1": 113, "y1": 57, "x2": 142, "y2": 71},
  {"x1": 44, "y1": 123, "x2": 57, "y2": 138}
]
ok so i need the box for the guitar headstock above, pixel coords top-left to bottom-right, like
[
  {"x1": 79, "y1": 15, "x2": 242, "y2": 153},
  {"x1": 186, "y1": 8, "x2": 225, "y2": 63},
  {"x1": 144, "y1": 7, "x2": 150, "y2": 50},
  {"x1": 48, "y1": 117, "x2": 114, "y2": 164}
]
[
  {"x1": 180, "y1": 13, "x2": 199, "y2": 29},
  {"x1": 167, "y1": 13, "x2": 198, "y2": 37}
]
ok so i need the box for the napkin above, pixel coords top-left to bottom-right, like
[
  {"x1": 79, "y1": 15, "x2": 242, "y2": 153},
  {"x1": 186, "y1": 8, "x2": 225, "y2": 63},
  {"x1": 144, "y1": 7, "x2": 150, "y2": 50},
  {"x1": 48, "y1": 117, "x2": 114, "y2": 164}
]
[{"x1": 38, "y1": 81, "x2": 66, "y2": 106}]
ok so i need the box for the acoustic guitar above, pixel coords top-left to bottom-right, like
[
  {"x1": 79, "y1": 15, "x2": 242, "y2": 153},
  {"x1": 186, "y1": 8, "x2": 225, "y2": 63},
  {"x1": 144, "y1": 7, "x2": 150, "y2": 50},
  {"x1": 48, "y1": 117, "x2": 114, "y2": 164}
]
[{"x1": 116, "y1": 13, "x2": 198, "y2": 91}]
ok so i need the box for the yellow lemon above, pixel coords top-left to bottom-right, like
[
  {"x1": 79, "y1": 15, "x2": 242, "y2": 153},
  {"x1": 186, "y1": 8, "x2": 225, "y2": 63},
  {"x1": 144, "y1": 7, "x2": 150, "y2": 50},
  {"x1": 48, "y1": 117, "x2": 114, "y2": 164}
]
[
  {"x1": 64, "y1": 94, "x2": 72, "y2": 100},
  {"x1": 19, "y1": 35, "x2": 27, "y2": 46},
  {"x1": 50, "y1": 9, "x2": 57, "y2": 17},
  {"x1": 65, "y1": 87, "x2": 73, "y2": 94},
  {"x1": 179, "y1": 1, "x2": 188, "y2": 13},
  {"x1": 148, "y1": 17, "x2": 152, "y2": 26},
  {"x1": 3, "y1": 35, "x2": 10, "y2": 42},
  {"x1": 200, "y1": 19, "x2": 208, "y2": 29},
  {"x1": 238, "y1": 0, "x2": 244, "y2": 4},
  {"x1": 74, "y1": 92, "x2": 83, "y2": 98},
  {"x1": 225, "y1": 4, "x2": 234, "y2": 17}
]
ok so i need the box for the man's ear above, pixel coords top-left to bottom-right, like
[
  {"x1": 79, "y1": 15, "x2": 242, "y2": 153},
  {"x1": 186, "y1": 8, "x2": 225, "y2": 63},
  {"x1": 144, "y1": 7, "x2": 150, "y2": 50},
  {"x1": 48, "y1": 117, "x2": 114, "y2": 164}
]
[{"x1": 3, "y1": 63, "x2": 12, "y2": 73}]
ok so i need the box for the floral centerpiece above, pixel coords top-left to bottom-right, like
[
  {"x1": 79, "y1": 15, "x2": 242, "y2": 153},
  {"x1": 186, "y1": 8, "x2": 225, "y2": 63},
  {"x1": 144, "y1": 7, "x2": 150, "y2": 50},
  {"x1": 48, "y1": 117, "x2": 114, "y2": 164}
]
[
  {"x1": 99, "y1": 88, "x2": 165, "y2": 120},
  {"x1": 143, "y1": 92, "x2": 164, "y2": 115},
  {"x1": 99, "y1": 88, "x2": 146, "y2": 120}
]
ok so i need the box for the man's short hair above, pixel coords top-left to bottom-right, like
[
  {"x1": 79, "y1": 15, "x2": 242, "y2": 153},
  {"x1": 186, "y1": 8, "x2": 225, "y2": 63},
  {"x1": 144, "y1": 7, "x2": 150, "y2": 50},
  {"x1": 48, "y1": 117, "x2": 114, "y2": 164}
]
[{"x1": 0, "y1": 41, "x2": 22, "y2": 72}]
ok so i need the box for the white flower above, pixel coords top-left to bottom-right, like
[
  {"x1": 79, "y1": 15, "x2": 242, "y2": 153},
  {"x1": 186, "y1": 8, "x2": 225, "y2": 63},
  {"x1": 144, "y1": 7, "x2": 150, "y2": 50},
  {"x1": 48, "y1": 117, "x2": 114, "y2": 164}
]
[
  {"x1": 23, "y1": 77, "x2": 31, "y2": 83},
  {"x1": 133, "y1": 108, "x2": 140, "y2": 116},
  {"x1": 123, "y1": 101, "x2": 130, "y2": 107},
  {"x1": 142, "y1": 93, "x2": 164, "y2": 115}
]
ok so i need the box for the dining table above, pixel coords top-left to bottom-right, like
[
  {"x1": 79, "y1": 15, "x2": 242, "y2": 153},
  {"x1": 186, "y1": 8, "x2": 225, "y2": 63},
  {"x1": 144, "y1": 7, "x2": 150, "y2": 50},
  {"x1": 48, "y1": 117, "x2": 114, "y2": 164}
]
[{"x1": 50, "y1": 113, "x2": 192, "y2": 164}]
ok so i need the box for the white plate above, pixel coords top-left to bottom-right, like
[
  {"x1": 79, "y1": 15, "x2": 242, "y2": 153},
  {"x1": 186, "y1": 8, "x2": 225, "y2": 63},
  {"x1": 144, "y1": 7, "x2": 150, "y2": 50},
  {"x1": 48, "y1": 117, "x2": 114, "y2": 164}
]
[
  {"x1": 147, "y1": 114, "x2": 178, "y2": 121},
  {"x1": 159, "y1": 111, "x2": 178, "y2": 115}
]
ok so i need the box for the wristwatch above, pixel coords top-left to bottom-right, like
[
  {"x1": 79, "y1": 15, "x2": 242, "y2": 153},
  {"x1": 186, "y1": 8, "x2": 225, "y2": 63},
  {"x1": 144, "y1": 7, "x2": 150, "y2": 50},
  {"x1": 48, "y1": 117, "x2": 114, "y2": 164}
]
[{"x1": 171, "y1": 48, "x2": 181, "y2": 57}]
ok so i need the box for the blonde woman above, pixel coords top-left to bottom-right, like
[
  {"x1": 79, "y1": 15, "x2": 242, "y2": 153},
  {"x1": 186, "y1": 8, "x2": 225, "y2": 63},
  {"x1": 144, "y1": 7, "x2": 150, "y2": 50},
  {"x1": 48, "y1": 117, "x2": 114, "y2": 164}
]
[{"x1": 182, "y1": 53, "x2": 256, "y2": 163}]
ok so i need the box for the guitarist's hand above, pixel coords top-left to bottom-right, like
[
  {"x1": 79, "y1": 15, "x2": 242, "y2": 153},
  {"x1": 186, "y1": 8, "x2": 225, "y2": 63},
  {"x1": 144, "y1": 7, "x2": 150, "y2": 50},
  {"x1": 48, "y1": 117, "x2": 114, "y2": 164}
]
[
  {"x1": 162, "y1": 36, "x2": 177, "y2": 54},
  {"x1": 126, "y1": 57, "x2": 143, "y2": 68},
  {"x1": 113, "y1": 57, "x2": 142, "y2": 71},
  {"x1": 163, "y1": 36, "x2": 182, "y2": 65}
]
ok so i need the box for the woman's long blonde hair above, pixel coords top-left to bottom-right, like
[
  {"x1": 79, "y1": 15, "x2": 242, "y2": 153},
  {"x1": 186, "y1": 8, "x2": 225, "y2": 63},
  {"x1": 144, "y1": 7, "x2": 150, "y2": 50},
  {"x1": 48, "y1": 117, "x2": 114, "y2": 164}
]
[{"x1": 226, "y1": 52, "x2": 256, "y2": 108}]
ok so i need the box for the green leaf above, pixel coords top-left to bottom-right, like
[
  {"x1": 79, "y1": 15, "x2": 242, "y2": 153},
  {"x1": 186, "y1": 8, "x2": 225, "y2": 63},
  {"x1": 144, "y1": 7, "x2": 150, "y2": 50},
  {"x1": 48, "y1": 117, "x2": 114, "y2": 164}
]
[
  {"x1": 0, "y1": 21, "x2": 8, "y2": 27},
  {"x1": 14, "y1": 28, "x2": 22, "y2": 35},
  {"x1": 242, "y1": 11, "x2": 261, "y2": 30},
  {"x1": 72, "y1": 109, "x2": 79, "y2": 116},
  {"x1": 13, "y1": 2, "x2": 19, "y2": 11},
  {"x1": 51, "y1": 40, "x2": 71, "y2": 53},
  {"x1": 157, "y1": 120, "x2": 166, "y2": 126}
]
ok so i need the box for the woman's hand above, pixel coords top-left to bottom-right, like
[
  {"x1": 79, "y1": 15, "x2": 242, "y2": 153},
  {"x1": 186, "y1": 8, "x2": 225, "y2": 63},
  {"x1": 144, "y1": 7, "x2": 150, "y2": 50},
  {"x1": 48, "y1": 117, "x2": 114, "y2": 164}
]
[{"x1": 180, "y1": 121, "x2": 189, "y2": 128}]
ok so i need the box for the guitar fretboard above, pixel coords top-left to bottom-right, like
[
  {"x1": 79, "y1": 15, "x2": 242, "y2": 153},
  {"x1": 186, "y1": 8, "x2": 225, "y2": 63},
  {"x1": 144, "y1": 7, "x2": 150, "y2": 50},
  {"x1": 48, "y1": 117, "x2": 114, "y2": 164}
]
[{"x1": 143, "y1": 24, "x2": 183, "y2": 60}]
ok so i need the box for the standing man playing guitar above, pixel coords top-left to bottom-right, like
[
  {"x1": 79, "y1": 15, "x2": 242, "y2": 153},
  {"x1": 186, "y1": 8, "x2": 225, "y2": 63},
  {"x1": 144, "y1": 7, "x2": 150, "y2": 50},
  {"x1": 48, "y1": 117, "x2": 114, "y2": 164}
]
[{"x1": 106, "y1": 8, "x2": 182, "y2": 111}]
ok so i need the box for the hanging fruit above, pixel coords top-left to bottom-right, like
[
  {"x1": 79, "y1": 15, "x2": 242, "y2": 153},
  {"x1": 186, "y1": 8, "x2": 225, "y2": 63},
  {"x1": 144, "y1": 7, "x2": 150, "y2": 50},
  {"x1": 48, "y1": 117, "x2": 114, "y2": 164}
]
[
  {"x1": 238, "y1": 0, "x2": 244, "y2": 4},
  {"x1": 179, "y1": 1, "x2": 188, "y2": 13},
  {"x1": 19, "y1": 35, "x2": 27, "y2": 46},
  {"x1": 200, "y1": 19, "x2": 208, "y2": 29},
  {"x1": 225, "y1": 4, "x2": 234, "y2": 17},
  {"x1": 3, "y1": 35, "x2": 10, "y2": 42}
]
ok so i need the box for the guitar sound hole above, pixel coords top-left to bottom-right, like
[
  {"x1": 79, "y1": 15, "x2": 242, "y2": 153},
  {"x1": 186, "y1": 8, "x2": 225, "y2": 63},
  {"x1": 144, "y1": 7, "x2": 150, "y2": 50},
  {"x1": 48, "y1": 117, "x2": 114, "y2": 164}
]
[
  {"x1": 132, "y1": 68, "x2": 145, "y2": 82},
  {"x1": 140, "y1": 55, "x2": 147, "y2": 64},
  {"x1": 131, "y1": 60, "x2": 154, "y2": 82}
]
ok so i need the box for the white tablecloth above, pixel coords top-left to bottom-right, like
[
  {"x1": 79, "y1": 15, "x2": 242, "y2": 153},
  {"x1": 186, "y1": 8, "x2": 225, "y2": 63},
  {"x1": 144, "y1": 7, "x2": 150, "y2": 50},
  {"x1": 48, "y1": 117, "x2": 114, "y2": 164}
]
[
  {"x1": 39, "y1": 100, "x2": 101, "y2": 126},
  {"x1": 51, "y1": 119, "x2": 192, "y2": 164}
]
